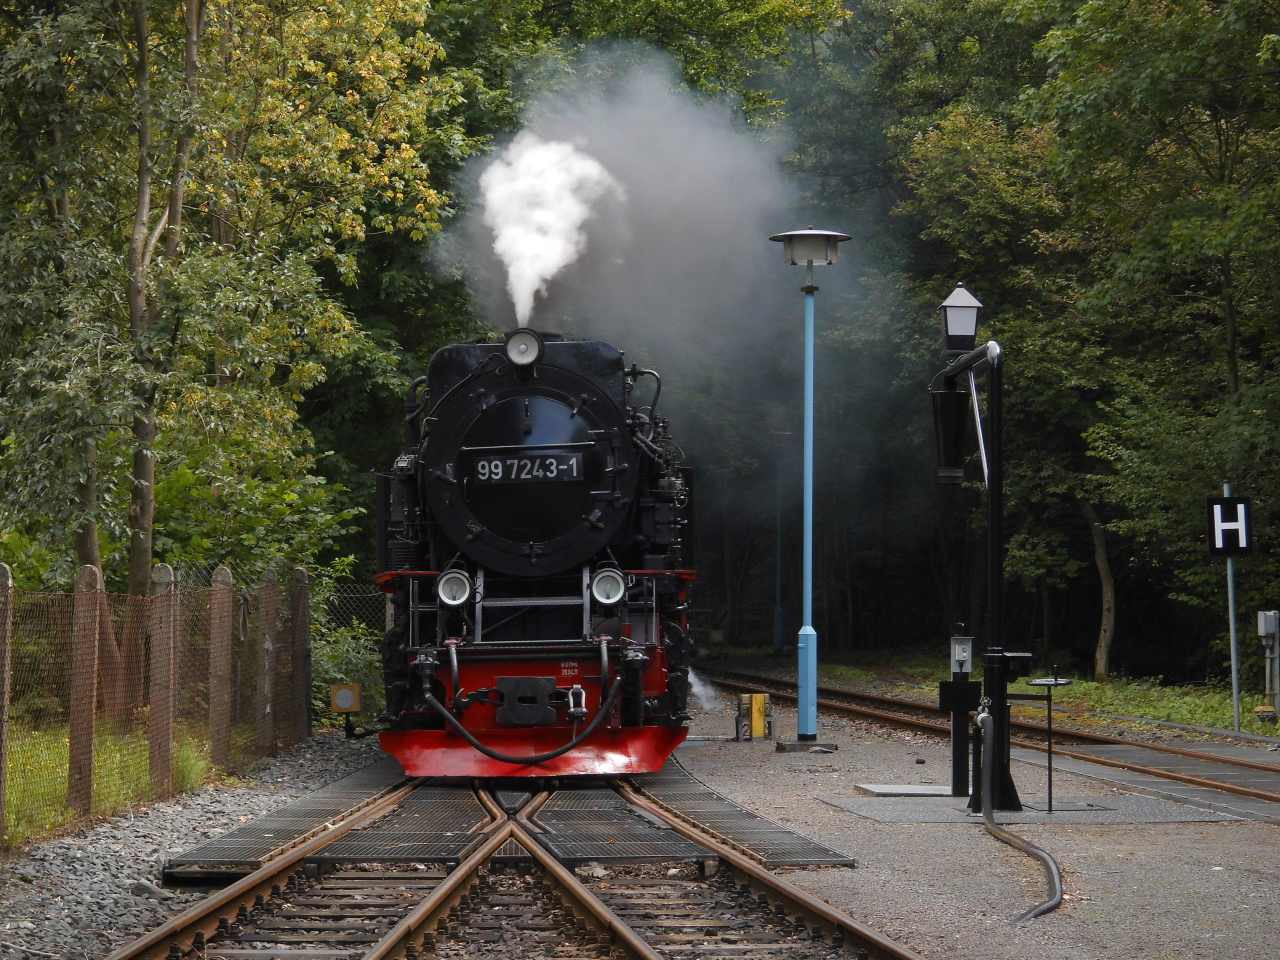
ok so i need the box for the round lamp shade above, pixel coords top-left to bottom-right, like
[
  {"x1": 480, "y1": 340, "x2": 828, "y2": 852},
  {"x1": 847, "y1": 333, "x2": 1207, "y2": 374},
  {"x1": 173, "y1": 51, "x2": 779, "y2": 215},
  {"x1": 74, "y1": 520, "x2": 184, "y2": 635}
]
[{"x1": 769, "y1": 228, "x2": 852, "y2": 266}]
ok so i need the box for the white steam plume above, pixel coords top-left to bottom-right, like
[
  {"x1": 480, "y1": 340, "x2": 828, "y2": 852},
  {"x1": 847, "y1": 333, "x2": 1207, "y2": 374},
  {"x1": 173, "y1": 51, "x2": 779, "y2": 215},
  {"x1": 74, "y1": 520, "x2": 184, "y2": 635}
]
[{"x1": 478, "y1": 131, "x2": 624, "y2": 326}]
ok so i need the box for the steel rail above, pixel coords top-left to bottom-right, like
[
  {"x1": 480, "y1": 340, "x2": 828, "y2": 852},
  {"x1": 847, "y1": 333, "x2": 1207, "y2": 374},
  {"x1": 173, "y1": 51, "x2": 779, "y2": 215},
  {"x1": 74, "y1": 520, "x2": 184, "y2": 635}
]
[
  {"x1": 105, "y1": 779, "x2": 424, "y2": 960},
  {"x1": 366, "y1": 790, "x2": 661, "y2": 960},
  {"x1": 615, "y1": 782, "x2": 927, "y2": 960},
  {"x1": 704, "y1": 670, "x2": 1280, "y2": 806},
  {"x1": 709, "y1": 667, "x2": 1280, "y2": 774},
  {"x1": 362, "y1": 820, "x2": 514, "y2": 960},
  {"x1": 505, "y1": 789, "x2": 663, "y2": 957},
  {"x1": 508, "y1": 816, "x2": 663, "y2": 960}
]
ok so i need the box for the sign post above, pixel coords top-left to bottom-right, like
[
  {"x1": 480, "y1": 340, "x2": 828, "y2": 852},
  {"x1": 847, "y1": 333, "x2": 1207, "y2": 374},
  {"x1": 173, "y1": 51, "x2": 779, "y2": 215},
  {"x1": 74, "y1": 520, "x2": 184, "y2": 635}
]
[{"x1": 1206, "y1": 484, "x2": 1252, "y2": 731}]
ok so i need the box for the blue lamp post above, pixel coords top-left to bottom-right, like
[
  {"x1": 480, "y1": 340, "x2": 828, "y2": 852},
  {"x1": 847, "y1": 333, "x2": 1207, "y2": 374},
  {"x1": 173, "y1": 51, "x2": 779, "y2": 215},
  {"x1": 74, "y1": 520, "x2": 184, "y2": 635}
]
[
  {"x1": 769, "y1": 227, "x2": 850, "y2": 741},
  {"x1": 768, "y1": 431, "x2": 795, "y2": 656}
]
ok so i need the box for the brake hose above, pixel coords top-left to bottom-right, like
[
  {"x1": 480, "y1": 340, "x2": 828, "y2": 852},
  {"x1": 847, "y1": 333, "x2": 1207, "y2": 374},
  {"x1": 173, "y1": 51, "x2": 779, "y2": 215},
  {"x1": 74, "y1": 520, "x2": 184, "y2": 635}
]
[
  {"x1": 424, "y1": 677, "x2": 624, "y2": 765},
  {"x1": 976, "y1": 710, "x2": 1064, "y2": 921}
]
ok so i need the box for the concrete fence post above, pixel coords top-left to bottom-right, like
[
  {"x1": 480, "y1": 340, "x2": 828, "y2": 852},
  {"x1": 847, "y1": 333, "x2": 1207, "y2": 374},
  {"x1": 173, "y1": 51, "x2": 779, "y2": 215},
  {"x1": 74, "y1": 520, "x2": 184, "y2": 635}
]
[
  {"x1": 0, "y1": 564, "x2": 13, "y2": 845},
  {"x1": 68, "y1": 565, "x2": 102, "y2": 817},
  {"x1": 148, "y1": 564, "x2": 177, "y2": 796},
  {"x1": 208, "y1": 566, "x2": 235, "y2": 768},
  {"x1": 257, "y1": 569, "x2": 278, "y2": 754},
  {"x1": 290, "y1": 568, "x2": 311, "y2": 743}
]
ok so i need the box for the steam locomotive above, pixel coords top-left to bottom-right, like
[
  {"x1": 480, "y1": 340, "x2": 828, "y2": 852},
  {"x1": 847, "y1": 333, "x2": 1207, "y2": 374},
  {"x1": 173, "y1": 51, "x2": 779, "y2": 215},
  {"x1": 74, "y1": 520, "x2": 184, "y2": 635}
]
[{"x1": 375, "y1": 330, "x2": 693, "y2": 777}]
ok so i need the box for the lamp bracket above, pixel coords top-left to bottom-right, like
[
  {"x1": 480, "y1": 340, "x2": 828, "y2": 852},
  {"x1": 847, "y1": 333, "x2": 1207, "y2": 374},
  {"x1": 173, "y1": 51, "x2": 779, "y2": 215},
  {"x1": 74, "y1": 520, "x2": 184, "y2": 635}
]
[
  {"x1": 801, "y1": 284, "x2": 819, "y2": 294},
  {"x1": 969, "y1": 369, "x2": 990, "y2": 488}
]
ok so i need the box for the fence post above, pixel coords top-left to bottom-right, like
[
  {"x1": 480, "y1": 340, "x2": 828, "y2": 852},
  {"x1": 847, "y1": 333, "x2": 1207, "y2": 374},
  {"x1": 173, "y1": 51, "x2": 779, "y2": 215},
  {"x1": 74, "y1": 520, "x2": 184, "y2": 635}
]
[
  {"x1": 68, "y1": 565, "x2": 102, "y2": 817},
  {"x1": 148, "y1": 564, "x2": 177, "y2": 796},
  {"x1": 257, "y1": 569, "x2": 278, "y2": 754},
  {"x1": 208, "y1": 566, "x2": 234, "y2": 768},
  {"x1": 290, "y1": 568, "x2": 311, "y2": 743},
  {"x1": 0, "y1": 564, "x2": 13, "y2": 845}
]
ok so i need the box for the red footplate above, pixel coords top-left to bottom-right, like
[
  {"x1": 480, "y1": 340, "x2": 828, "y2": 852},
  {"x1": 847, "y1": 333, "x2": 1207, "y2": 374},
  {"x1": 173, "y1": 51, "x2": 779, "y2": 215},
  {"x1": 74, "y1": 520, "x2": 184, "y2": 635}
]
[{"x1": 380, "y1": 726, "x2": 688, "y2": 777}]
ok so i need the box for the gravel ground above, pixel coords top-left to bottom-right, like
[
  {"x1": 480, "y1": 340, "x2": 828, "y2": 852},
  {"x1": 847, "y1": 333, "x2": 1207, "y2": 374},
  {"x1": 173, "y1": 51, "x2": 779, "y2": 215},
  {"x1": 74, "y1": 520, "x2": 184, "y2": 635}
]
[
  {"x1": 682, "y1": 669, "x2": 1280, "y2": 960},
  {"x1": 3, "y1": 678, "x2": 1275, "y2": 960},
  {"x1": 0, "y1": 730, "x2": 385, "y2": 960}
]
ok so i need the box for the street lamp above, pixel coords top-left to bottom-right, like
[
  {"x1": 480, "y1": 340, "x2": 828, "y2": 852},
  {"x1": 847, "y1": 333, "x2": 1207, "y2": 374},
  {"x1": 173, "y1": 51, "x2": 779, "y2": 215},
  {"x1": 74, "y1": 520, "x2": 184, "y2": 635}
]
[
  {"x1": 941, "y1": 283, "x2": 982, "y2": 355},
  {"x1": 769, "y1": 227, "x2": 850, "y2": 743},
  {"x1": 929, "y1": 283, "x2": 1024, "y2": 810}
]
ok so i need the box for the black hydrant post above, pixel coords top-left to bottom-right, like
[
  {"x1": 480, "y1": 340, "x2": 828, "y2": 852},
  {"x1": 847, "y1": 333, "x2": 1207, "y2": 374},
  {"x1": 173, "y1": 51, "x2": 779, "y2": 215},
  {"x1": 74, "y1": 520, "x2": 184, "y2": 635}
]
[
  {"x1": 939, "y1": 628, "x2": 981, "y2": 797},
  {"x1": 983, "y1": 647, "x2": 1032, "y2": 811}
]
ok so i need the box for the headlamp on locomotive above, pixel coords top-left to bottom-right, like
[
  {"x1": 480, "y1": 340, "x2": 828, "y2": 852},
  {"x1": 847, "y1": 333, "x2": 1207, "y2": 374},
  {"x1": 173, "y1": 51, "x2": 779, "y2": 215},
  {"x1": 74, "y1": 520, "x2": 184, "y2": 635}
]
[{"x1": 375, "y1": 332, "x2": 693, "y2": 777}]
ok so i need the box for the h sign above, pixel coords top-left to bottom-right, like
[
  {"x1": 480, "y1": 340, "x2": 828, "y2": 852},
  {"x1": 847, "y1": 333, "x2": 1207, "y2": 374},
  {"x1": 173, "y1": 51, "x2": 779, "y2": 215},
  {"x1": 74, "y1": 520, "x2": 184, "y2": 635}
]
[{"x1": 1206, "y1": 497, "x2": 1253, "y2": 556}]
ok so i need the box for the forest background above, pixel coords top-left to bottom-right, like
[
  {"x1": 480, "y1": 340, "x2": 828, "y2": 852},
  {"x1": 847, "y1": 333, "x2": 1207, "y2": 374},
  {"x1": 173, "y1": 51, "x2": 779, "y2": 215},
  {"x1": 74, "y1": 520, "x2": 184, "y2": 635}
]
[{"x1": 2, "y1": 0, "x2": 1278, "y2": 689}]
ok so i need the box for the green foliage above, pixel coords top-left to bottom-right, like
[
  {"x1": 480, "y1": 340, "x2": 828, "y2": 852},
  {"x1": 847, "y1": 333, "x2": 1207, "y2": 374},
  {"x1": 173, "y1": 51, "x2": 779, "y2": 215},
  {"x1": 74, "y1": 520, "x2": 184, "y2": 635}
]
[
  {"x1": 1009, "y1": 674, "x2": 1277, "y2": 736},
  {"x1": 537, "y1": 0, "x2": 841, "y2": 119},
  {"x1": 308, "y1": 557, "x2": 386, "y2": 726},
  {"x1": 2, "y1": 723, "x2": 211, "y2": 846}
]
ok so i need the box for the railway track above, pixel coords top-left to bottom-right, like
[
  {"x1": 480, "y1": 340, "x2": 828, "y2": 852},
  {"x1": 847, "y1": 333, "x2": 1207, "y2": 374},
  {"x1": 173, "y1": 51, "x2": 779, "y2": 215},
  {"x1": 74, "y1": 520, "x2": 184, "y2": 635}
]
[
  {"x1": 108, "y1": 780, "x2": 922, "y2": 960},
  {"x1": 697, "y1": 667, "x2": 1280, "y2": 806}
]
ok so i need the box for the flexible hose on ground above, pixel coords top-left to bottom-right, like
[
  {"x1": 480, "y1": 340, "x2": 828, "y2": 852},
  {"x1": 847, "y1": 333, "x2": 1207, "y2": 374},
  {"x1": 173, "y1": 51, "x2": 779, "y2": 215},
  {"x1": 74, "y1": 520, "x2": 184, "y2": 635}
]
[
  {"x1": 424, "y1": 678, "x2": 624, "y2": 766},
  {"x1": 976, "y1": 710, "x2": 1064, "y2": 921}
]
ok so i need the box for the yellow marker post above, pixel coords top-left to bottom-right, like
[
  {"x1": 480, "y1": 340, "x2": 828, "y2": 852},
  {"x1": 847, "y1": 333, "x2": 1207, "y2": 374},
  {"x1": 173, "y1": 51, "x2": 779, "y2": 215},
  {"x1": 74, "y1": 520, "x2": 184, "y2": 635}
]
[{"x1": 750, "y1": 693, "x2": 767, "y2": 739}]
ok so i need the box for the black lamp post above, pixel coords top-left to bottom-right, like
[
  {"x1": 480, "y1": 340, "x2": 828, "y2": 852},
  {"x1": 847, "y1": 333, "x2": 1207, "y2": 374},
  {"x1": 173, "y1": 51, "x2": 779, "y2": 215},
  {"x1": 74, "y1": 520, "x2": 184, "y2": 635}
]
[{"x1": 930, "y1": 284, "x2": 1023, "y2": 810}]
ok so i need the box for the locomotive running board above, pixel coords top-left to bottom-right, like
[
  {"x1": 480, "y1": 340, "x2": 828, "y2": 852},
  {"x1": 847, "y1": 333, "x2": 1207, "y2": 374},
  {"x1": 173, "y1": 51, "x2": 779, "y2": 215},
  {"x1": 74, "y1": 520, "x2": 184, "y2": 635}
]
[{"x1": 380, "y1": 726, "x2": 687, "y2": 778}]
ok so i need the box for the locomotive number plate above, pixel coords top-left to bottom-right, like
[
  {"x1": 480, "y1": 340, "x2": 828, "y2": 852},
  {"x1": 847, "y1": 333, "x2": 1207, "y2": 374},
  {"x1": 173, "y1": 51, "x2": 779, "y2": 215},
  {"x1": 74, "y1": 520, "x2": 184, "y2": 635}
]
[{"x1": 474, "y1": 452, "x2": 584, "y2": 483}]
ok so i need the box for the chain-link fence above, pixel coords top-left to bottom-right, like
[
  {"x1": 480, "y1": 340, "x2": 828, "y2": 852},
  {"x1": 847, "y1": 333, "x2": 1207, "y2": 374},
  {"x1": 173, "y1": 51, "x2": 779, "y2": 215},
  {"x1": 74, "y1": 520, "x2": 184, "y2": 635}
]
[
  {"x1": 310, "y1": 586, "x2": 386, "y2": 727},
  {"x1": 0, "y1": 562, "x2": 311, "y2": 848}
]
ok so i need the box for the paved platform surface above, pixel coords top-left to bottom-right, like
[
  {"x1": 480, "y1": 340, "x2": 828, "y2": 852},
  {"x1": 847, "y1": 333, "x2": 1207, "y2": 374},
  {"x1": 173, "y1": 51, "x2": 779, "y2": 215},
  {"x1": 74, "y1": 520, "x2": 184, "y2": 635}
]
[
  {"x1": 689, "y1": 664, "x2": 1280, "y2": 960},
  {"x1": 854, "y1": 784, "x2": 952, "y2": 797},
  {"x1": 818, "y1": 792, "x2": 1237, "y2": 824},
  {"x1": 1013, "y1": 747, "x2": 1280, "y2": 821}
]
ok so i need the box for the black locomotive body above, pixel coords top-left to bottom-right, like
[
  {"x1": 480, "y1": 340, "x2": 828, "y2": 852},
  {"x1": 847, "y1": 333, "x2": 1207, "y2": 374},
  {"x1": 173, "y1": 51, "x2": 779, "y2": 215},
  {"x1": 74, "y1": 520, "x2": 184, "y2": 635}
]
[{"x1": 375, "y1": 331, "x2": 693, "y2": 777}]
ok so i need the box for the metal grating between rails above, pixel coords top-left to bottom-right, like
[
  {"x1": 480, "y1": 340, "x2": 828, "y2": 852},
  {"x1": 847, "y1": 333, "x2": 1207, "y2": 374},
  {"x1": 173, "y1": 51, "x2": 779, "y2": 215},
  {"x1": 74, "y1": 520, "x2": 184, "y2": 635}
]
[
  {"x1": 532, "y1": 788, "x2": 706, "y2": 864},
  {"x1": 310, "y1": 786, "x2": 490, "y2": 865},
  {"x1": 164, "y1": 760, "x2": 407, "y2": 877},
  {"x1": 628, "y1": 761, "x2": 856, "y2": 868},
  {"x1": 490, "y1": 836, "x2": 534, "y2": 865},
  {"x1": 492, "y1": 790, "x2": 533, "y2": 813}
]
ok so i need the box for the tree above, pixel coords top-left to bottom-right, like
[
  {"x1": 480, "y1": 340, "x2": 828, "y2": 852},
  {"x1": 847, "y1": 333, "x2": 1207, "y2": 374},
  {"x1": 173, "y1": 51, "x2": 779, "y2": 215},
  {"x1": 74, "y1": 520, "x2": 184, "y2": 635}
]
[{"x1": 0, "y1": 0, "x2": 503, "y2": 589}]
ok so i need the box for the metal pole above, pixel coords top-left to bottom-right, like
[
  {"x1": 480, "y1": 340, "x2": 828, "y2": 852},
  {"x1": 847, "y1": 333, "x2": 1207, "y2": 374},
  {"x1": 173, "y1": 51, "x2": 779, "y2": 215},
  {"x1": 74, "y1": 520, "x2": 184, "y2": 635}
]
[
  {"x1": 950, "y1": 684, "x2": 969, "y2": 797},
  {"x1": 1225, "y1": 481, "x2": 1241, "y2": 732},
  {"x1": 1047, "y1": 666, "x2": 1056, "y2": 814},
  {"x1": 989, "y1": 352, "x2": 1004, "y2": 654},
  {"x1": 774, "y1": 452, "x2": 785, "y2": 655},
  {"x1": 797, "y1": 261, "x2": 818, "y2": 741},
  {"x1": 1274, "y1": 627, "x2": 1280, "y2": 717}
]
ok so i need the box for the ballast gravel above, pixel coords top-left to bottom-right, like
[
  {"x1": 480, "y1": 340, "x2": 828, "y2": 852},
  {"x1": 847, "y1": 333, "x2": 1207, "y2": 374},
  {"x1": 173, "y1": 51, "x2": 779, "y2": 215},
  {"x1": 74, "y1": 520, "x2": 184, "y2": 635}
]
[
  {"x1": 681, "y1": 667, "x2": 1280, "y2": 960},
  {"x1": 0, "y1": 730, "x2": 384, "y2": 960}
]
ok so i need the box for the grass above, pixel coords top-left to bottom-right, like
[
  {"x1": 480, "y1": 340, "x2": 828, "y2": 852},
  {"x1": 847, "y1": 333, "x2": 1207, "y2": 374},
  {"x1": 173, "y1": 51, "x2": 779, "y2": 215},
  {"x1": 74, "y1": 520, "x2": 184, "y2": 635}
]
[
  {"x1": 1004, "y1": 675, "x2": 1276, "y2": 734},
  {"x1": 3, "y1": 721, "x2": 213, "y2": 847},
  {"x1": 704, "y1": 642, "x2": 1280, "y2": 737}
]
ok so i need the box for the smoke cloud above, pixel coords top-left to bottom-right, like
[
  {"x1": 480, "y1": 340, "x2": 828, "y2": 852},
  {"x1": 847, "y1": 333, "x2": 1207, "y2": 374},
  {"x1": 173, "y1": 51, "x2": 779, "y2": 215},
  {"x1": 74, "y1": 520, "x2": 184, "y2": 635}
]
[
  {"x1": 446, "y1": 49, "x2": 861, "y2": 462},
  {"x1": 479, "y1": 131, "x2": 625, "y2": 326}
]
